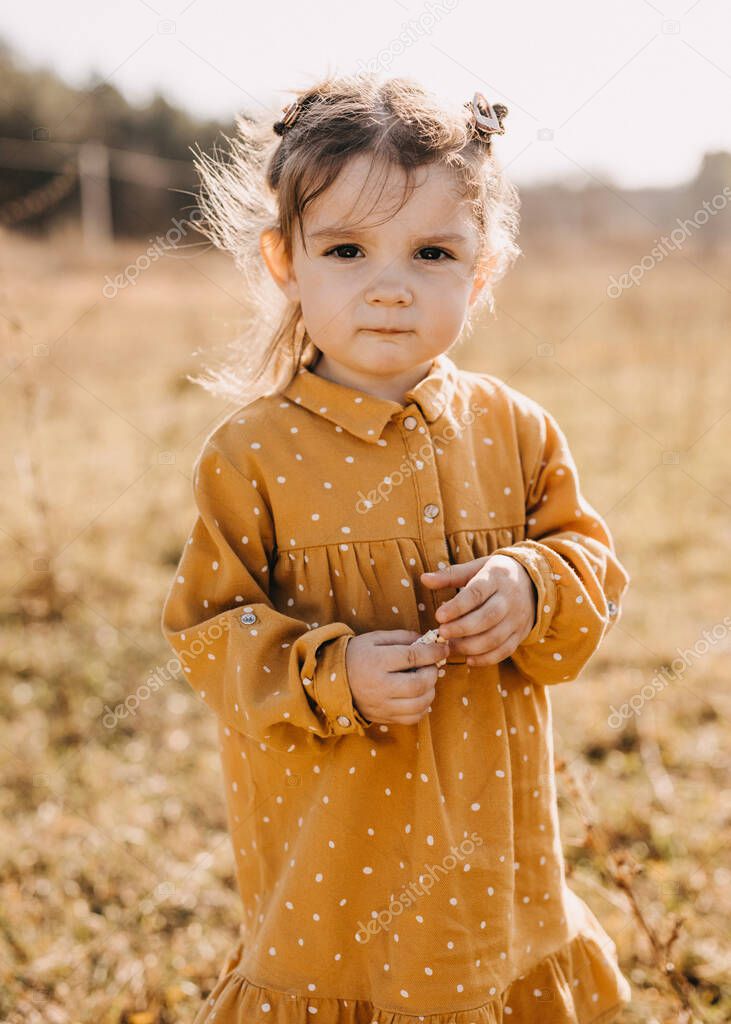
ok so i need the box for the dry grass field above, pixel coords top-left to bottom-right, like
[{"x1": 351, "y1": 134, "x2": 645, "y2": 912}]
[{"x1": 1, "y1": 223, "x2": 729, "y2": 1023}]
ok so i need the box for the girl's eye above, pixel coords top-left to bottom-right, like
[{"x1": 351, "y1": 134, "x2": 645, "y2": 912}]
[
  {"x1": 324, "y1": 245, "x2": 454, "y2": 261},
  {"x1": 416, "y1": 247, "x2": 453, "y2": 261},
  {"x1": 325, "y1": 244, "x2": 362, "y2": 259}
]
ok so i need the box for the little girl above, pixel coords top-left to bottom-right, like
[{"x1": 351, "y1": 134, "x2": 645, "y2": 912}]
[{"x1": 162, "y1": 73, "x2": 632, "y2": 1023}]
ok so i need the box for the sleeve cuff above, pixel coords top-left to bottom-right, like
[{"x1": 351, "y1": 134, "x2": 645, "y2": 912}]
[
  {"x1": 491, "y1": 541, "x2": 557, "y2": 646},
  {"x1": 308, "y1": 634, "x2": 372, "y2": 737}
]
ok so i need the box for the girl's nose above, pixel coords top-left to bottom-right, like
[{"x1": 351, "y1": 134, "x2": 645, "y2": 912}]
[{"x1": 364, "y1": 280, "x2": 412, "y2": 305}]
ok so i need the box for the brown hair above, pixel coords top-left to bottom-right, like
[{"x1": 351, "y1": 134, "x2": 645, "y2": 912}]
[{"x1": 188, "y1": 72, "x2": 521, "y2": 404}]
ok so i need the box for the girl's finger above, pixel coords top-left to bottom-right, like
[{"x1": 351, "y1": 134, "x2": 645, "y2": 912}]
[
  {"x1": 448, "y1": 616, "x2": 516, "y2": 655},
  {"x1": 420, "y1": 557, "x2": 489, "y2": 591},
  {"x1": 386, "y1": 640, "x2": 450, "y2": 673},
  {"x1": 435, "y1": 573, "x2": 500, "y2": 627},
  {"x1": 465, "y1": 630, "x2": 522, "y2": 667},
  {"x1": 372, "y1": 629, "x2": 422, "y2": 646},
  {"x1": 436, "y1": 593, "x2": 507, "y2": 640}
]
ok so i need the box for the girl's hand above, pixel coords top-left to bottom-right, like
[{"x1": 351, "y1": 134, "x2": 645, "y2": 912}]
[
  {"x1": 420, "y1": 556, "x2": 537, "y2": 667},
  {"x1": 345, "y1": 630, "x2": 450, "y2": 726}
]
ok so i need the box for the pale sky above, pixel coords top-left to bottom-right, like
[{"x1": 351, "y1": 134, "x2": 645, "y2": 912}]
[{"x1": 2, "y1": 0, "x2": 730, "y2": 189}]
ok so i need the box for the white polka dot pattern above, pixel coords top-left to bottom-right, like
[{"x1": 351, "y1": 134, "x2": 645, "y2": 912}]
[{"x1": 160, "y1": 352, "x2": 632, "y2": 1022}]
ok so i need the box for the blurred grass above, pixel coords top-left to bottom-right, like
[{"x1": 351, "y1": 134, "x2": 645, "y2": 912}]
[{"x1": 1, "y1": 223, "x2": 729, "y2": 1023}]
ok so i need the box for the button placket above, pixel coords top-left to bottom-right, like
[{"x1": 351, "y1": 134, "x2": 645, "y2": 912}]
[{"x1": 399, "y1": 407, "x2": 459, "y2": 622}]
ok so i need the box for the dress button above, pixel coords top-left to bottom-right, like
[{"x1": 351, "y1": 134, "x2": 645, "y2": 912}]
[
  {"x1": 403, "y1": 415, "x2": 418, "y2": 430},
  {"x1": 424, "y1": 503, "x2": 440, "y2": 519},
  {"x1": 336, "y1": 715, "x2": 351, "y2": 728},
  {"x1": 240, "y1": 612, "x2": 257, "y2": 625}
]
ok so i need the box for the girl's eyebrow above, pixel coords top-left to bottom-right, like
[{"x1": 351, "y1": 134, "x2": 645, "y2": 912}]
[{"x1": 309, "y1": 227, "x2": 469, "y2": 245}]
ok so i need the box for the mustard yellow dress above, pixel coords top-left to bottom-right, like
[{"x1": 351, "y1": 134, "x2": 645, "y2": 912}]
[{"x1": 161, "y1": 350, "x2": 633, "y2": 1023}]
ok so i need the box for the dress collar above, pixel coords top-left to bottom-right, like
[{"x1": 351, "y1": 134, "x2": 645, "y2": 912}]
[{"x1": 280, "y1": 351, "x2": 459, "y2": 443}]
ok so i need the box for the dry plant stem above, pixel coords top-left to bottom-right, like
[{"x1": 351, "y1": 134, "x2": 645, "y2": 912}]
[
  {"x1": 555, "y1": 757, "x2": 701, "y2": 1019},
  {"x1": 636, "y1": 715, "x2": 675, "y2": 814},
  {"x1": 16, "y1": 373, "x2": 61, "y2": 619}
]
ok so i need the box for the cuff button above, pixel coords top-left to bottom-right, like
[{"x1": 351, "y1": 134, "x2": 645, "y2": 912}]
[
  {"x1": 240, "y1": 612, "x2": 258, "y2": 624},
  {"x1": 336, "y1": 715, "x2": 351, "y2": 728},
  {"x1": 607, "y1": 600, "x2": 617, "y2": 617}
]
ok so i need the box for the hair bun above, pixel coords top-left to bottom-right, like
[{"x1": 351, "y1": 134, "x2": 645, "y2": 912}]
[
  {"x1": 466, "y1": 93, "x2": 508, "y2": 143},
  {"x1": 273, "y1": 92, "x2": 322, "y2": 136},
  {"x1": 273, "y1": 98, "x2": 302, "y2": 136}
]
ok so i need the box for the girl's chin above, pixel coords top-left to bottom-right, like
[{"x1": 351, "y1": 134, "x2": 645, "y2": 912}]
[{"x1": 357, "y1": 332, "x2": 418, "y2": 352}]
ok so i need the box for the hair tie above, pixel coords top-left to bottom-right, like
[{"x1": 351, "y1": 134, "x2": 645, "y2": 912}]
[
  {"x1": 275, "y1": 91, "x2": 508, "y2": 142},
  {"x1": 273, "y1": 98, "x2": 303, "y2": 137},
  {"x1": 465, "y1": 93, "x2": 508, "y2": 143},
  {"x1": 273, "y1": 94, "x2": 321, "y2": 136}
]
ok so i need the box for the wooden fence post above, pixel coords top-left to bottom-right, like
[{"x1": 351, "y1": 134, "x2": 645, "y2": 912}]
[{"x1": 78, "y1": 140, "x2": 113, "y2": 253}]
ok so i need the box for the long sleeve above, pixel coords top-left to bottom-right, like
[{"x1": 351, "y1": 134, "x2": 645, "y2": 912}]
[
  {"x1": 491, "y1": 396, "x2": 630, "y2": 685},
  {"x1": 160, "y1": 439, "x2": 373, "y2": 751}
]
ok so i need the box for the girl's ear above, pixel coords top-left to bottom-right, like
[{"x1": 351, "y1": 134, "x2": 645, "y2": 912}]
[
  {"x1": 259, "y1": 228, "x2": 300, "y2": 303},
  {"x1": 468, "y1": 251, "x2": 498, "y2": 306}
]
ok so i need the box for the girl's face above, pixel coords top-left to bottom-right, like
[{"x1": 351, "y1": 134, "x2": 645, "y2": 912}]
[{"x1": 261, "y1": 154, "x2": 490, "y2": 396}]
